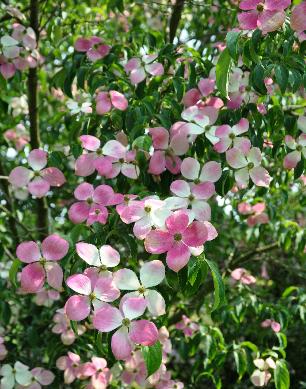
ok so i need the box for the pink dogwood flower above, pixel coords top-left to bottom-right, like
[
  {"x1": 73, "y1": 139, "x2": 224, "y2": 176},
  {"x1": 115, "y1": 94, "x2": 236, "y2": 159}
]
[
  {"x1": 231, "y1": 268, "x2": 256, "y2": 285},
  {"x1": 283, "y1": 134, "x2": 306, "y2": 170},
  {"x1": 96, "y1": 140, "x2": 140, "y2": 179},
  {"x1": 93, "y1": 297, "x2": 159, "y2": 360},
  {"x1": 238, "y1": 0, "x2": 291, "y2": 34},
  {"x1": 65, "y1": 273, "x2": 120, "y2": 321},
  {"x1": 80, "y1": 357, "x2": 112, "y2": 389},
  {"x1": 291, "y1": 1, "x2": 306, "y2": 42},
  {"x1": 261, "y1": 319, "x2": 281, "y2": 333},
  {"x1": 180, "y1": 105, "x2": 218, "y2": 141},
  {"x1": 121, "y1": 350, "x2": 147, "y2": 387},
  {"x1": 52, "y1": 309, "x2": 85, "y2": 345},
  {"x1": 75, "y1": 135, "x2": 106, "y2": 177},
  {"x1": 56, "y1": 352, "x2": 82, "y2": 384},
  {"x1": 118, "y1": 197, "x2": 171, "y2": 239},
  {"x1": 251, "y1": 357, "x2": 276, "y2": 387},
  {"x1": 4, "y1": 123, "x2": 29, "y2": 150},
  {"x1": 74, "y1": 36, "x2": 110, "y2": 62},
  {"x1": 144, "y1": 210, "x2": 218, "y2": 272},
  {"x1": 8, "y1": 149, "x2": 66, "y2": 198},
  {"x1": 148, "y1": 126, "x2": 189, "y2": 176},
  {"x1": 25, "y1": 367, "x2": 55, "y2": 389},
  {"x1": 68, "y1": 183, "x2": 123, "y2": 225},
  {"x1": 95, "y1": 91, "x2": 128, "y2": 115},
  {"x1": 113, "y1": 260, "x2": 166, "y2": 316},
  {"x1": 238, "y1": 202, "x2": 269, "y2": 226},
  {"x1": 166, "y1": 179, "x2": 215, "y2": 221},
  {"x1": 175, "y1": 315, "x2": 200, "y2": 337},
  {"x1": 34, "y1": 288, "x2": 60, "y2": 307},
  {"x1": 182, "y1": 78, "x2": 224, "y2": 111},
  {"x1": 180, "y1": 157, "x2": 222, "y2": 185},
  {"x1": 16, "y1": 234, "x2": 69, "y2": 293},
  {"x1": 214, "y1": 118, "x2": 251, "y2": 153},
  {"x1": 124, "y1": 54, "x2": 164, "y2": 84},
  {"x1": 226, "y1": 147, "x2": 271, "y2": 188}
]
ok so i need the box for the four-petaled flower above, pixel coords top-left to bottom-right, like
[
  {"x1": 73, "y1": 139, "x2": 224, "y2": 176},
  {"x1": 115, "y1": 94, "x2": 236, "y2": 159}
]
[
  {"x1": 16, "y1": 234, "x2": 69, "y2": 293},
  {"x1": 93, "y1": 297, "x2": 158, "y2": 360},
  {"x1": 9, "y1": 149, "x2": 66, "y2": 198},
  {"x1": 124, "y1": 54, "x2": 164, "y2": 84}
]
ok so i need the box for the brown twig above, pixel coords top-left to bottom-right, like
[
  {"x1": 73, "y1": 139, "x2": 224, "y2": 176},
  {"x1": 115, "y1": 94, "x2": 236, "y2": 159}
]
[
  {"x1": 28, "y1": 0, "x2": 49, "y2": 239},
  {"x1": 169, "y1": 0, "x2": 185, "y2": 43}
]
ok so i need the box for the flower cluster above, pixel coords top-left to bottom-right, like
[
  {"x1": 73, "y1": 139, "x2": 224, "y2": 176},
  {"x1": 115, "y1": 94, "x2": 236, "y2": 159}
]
[{"x1": 0, "y1": 23, "x2": 41, "y2": 79}]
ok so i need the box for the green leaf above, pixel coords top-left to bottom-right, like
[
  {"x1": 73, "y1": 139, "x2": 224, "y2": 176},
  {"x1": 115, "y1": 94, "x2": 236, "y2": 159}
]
[
  {"x1": 275, "y1": 64, "x2": 289, "y2": 93},
  {"x1": 9, "y1": 259, "x2": 21, "y2": 288},
  {"x1": 142, "y1": 341, "x2": 162, "y2": 377},
  {"x1": 216, "y1": 48, "x2": 232, "y2": 98},
  {"x1": 274, "y1": 360, "x2": 290, "y2": 389},
  {"x1": 251, "y1": 64, "x2": 266, "y2": 94},
  {"x1": 226, "y1": 31, "x2": 240, "y2": 61},
  {"x1": 204, "y1": 259, "x2": 226, "y2": 311},
  {"x1": 294, "y1": 158, "x2": 304, "y2": 180}
]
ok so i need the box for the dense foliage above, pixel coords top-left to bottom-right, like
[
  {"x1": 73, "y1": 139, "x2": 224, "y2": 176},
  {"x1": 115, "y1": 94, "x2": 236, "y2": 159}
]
[{"x1": 0, "y1": 0, "x2": 305, "y2": 388}]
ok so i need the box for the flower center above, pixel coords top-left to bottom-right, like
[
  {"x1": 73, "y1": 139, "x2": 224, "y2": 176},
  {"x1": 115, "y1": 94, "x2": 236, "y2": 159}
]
[
  {"x1": 34, "y1": 171, "x2": 40, "y2": 177},
  {"x1": 296, "y1": 145, "x2": 302, "y2": 152},
  {"x1": 188, "y1": 194, "x2": 195, "y2": 202},
  {"x1": 96, "y1": 148, "x2": 102, "y2": 155},
  {"x1": 229, "y1": 133, "x2": 235, "y2": 140},
  {"x1": 39, "y1": 257, "x2": 46, "y2": 265},
  {"x1": 194, "y1": 178, "x2": 200, "y2": 184},
  {"x1": 144, "y1": 206, "x2": 151, "y2": 213},
  {"x1": 95, "y1": 209, "x2": 100, "y2": 215},
  {"x1": 87, "y1": 198, "x2": 93, "y2": 205},
  {"x1": 89, "y1": 292, "x2": 96, "y2": 301},
  {"x1": 122, "y1": 318, "x2": 130, "y2": 327},
  {"x1": 257, "y1": 3, "x2": 264, "y2": 12},
  {"x1": 99, "y1": 265, "x2": 107, "y2": 272},
  {"x1": 248, "y1": 162, "x2": 254, "y2": 169},
  {"x1": 174, "y1": 233, "x2": 182, "y2": 241},
  {"x1": 124, "y1": 195, "x2": 130, "y2": 203},
  {"x1": 138, "y1": 286, "x2": 146, "y2": 294},
  {"x1": 119, "y1": 158, "x2": 124, "y2": 163}
]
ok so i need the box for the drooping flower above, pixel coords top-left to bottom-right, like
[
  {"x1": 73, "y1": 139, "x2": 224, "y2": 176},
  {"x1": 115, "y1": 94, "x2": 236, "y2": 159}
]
[
  {"x1": 93, "y1": 297, "x2": 159, "y2": 360},
  {"x1": 16, "y1": 234, "x2": 69, "y2": 293},
  {"x1": 124, "y1": 54, "x2": 164, "y2": 84},
  {"x1": 214, "y1": 118, "x2": 250, "y2": 154},
  {"x1": 148, "y1": 127, "x2": 189, "y2": 176},
  {"x1": 74, "y1": 36, "x2": 111, "y2": 62},
  {"x1": 95, "y1": 91, "x2": 128, "y2": 115},
  {"x1": 231, "y1": 268, "x2": 256, "y2": 285},
  {"x1": 65, "y1": 273, "x2": 120, "y2": 321},
  {"x1": 144, "y1": 210, "x2": 218, "y2": 272},
  {"x1": 8, "y1": 149, "x2": 66, "y2": 198},
  {"x1": 68, "y1": 183, "x2": 123, "y2": 225},
  {"x1": 175, "y1": 315, "x2": 200, "y2": 337},
  {"x1": 250, "y1": 357, "x2": 276, "y2": 387},
  {"x1": 226, "y1": 147, "x2": 271, "y2": 188},
  {"x1": 113, "y1": 260, "x2": 166, "y2": 316},
  {"x1": 238, "y1": 0, "x2": 291, "y2": 34}
]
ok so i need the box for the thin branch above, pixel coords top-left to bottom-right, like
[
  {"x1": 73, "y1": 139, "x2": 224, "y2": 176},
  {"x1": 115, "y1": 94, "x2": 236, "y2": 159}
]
[
  {"x1": 169, "y1": 0, "x2": 184, "y2": 43},
  {"x1": 28, "y1": 0, "x2": 49, "y2": 239},
  {"x1": 230, "y1": 242, "x2": 279, "y2": 267}
]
